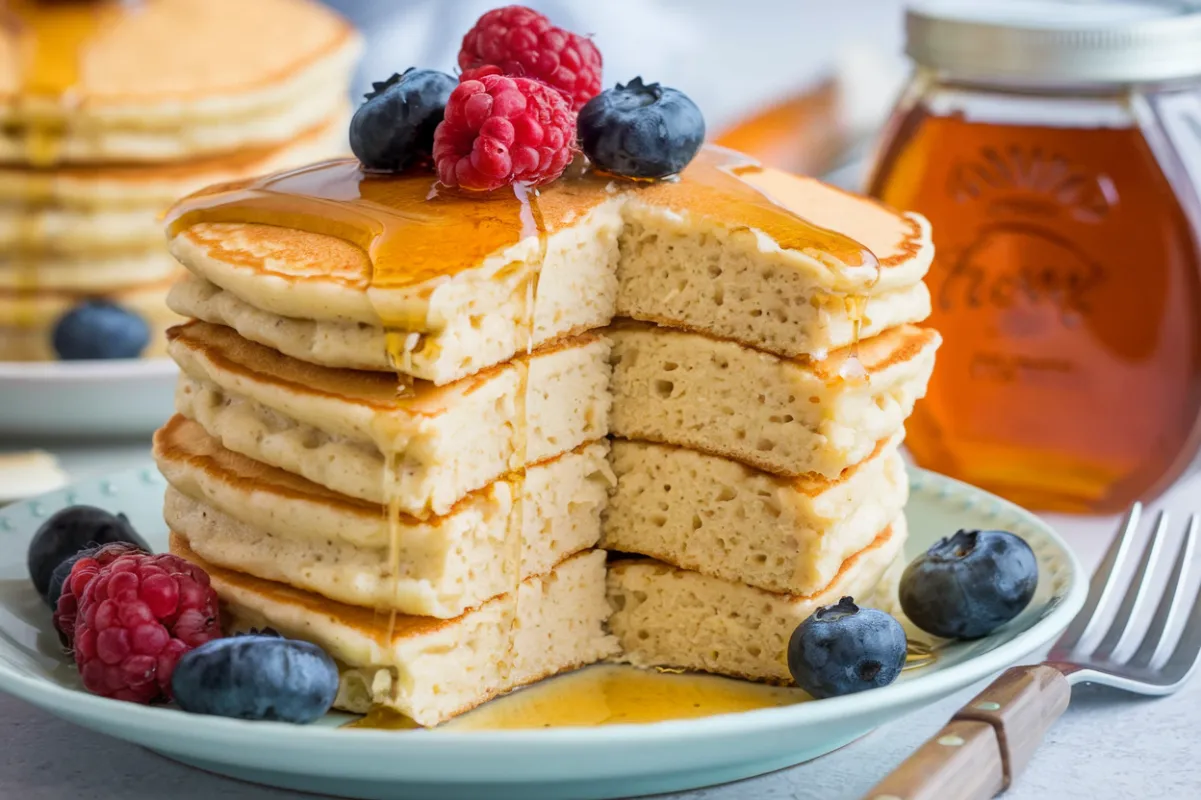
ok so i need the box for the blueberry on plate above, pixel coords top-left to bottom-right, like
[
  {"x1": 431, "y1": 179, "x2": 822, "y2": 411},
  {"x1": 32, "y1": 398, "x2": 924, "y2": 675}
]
[
  {"x1": 350, "y1": 68, "x2": 457, "y2": 173},
  {"x1": 27, "y1": 505, "x2": 149, "y2": 606},
  {"x1": 787, "y1": 596, "x2": 907, "y2": 699},
  {"x1": 578, "y1": 77, "x2": 705, "y2": 179},
  {"x1": 899, "y1": 529, "x2": 1038, "y2": 640},
  {"x1": 52, "y1": 301, "x2": 150, "y2": 360},
  {"x1": 171, "y1": 631, "x2": 339, "y2": 723}
]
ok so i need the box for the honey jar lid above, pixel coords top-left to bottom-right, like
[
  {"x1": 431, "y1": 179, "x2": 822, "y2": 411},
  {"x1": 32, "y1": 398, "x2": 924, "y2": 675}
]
[{"x1": 906, "y1": 0, "x2": 1201, "y2": 85}]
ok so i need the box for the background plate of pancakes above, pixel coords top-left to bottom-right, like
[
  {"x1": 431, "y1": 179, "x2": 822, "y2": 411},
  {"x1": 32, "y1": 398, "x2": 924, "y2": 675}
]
[
  {"x1": 0, "y1": 0, "x2": 359, "y2": 436},
  {"x1": 0, "y1": 464, "x2": 1085, "y2": 800}
]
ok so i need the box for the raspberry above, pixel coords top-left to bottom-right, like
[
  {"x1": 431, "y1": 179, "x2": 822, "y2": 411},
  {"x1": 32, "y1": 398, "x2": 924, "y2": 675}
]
[
  {"x1": 53, "y1": 542, "x2": 145, "y2": 647},
  {"x1": 433, "y1": 74, "x2": 575, "y2": 191},
  {"x1": 457, "y1": 5, "x2": 602, "y2": 111},
  {"x1": 71, "y1": 552, "x2": 222, "y2": 704}
]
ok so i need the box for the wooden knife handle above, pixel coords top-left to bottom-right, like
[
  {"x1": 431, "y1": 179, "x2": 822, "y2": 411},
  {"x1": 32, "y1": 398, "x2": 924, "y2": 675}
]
[{"x1": 862, "y1": 664, "x2": 1071, "y2": 800}]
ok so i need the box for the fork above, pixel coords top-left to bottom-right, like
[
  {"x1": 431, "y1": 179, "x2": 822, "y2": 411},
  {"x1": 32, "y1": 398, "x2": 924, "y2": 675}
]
[{"x1": 864, "y1": 502, "x2": 1201, "y2": 800}]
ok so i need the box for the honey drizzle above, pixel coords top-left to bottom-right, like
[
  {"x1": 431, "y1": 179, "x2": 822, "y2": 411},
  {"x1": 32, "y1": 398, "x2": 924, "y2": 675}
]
[
  {"x1": 163, "y1": 147, "x2": 878, "y2": 295},
  {"x1": 839, "y1": 294, "x2": 872, "y2": 382},
  {"x1": 8, "y1": 0, "x2": 119, "y2": 167},
  {"x1": 903, "y1": 638, "x2": 938, "y2": 671},
  {"x1": 499, "y1": 181, "x2": 545, "y2": 682},
  {"x1": 5, "y1": 0, "x2": 121, "y2": 331}
]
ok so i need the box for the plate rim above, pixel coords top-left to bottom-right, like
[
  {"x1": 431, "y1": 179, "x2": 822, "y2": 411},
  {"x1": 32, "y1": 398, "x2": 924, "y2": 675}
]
[
  {"x1": 0, "y1": 462, "x2": 1088, "y2": 752},
  {"x1": 0, "y1": 357, "x2": 176, "y2": 383}
]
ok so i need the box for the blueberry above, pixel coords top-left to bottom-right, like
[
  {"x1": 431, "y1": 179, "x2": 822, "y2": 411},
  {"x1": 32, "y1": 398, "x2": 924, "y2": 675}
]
[
  {"x1": 52, "y1": 301, "x2": 150, "y2": 360},
  {"x1": 171, "y1": 634, "x2": 339, "y2": 723},
  {"x1": 578, "y1": 77, "x2": 705, "y2": 179},
  {"x1": 350, "y1": 68, "x2": 456, "y2": 173},
  {"x1": 899, "y1": 529, "x2": 1038, "y2": 640},
  {"x1": 27, "y1": 505, "x2": 148, "y2": 606},
  {"x1": 787, "y1": 596, "x2": 906, "y2": 699}
]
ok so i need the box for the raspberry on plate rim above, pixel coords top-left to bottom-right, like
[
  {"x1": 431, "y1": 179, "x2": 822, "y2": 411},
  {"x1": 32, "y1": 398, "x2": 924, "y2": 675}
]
[{"x1": 68, "y1": 551, "x2": 223, "y2": 704}]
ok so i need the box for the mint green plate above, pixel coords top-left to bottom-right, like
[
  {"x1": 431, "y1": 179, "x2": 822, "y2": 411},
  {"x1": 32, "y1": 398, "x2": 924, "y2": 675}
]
[{"x1": 0, "y1": 464, "x2": 1085, "y2": 800}]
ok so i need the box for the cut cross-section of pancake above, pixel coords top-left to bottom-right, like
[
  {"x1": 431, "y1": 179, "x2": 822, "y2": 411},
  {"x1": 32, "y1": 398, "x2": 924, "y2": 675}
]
[
  {"x1": 616, "y1": 156, "x2": 933, "y2": 358},
  {"x1": 607, "y1": 517, "x2": 907, "y2": 684},
  {"x1": 167, "y1": 321, "x2": 611, "y2": 517},
  {"x1": 171, "y1": 535, "x2": 619, "y2": 727},
  {"x1": 162, "y1": 146, "x2": 933, "y2": 381},
  {"x1": 156, "y1": 415, "x2": 614, "y2": 617},
  {"x1": 603, "y1": 434, "x2": 907, "y2": 595},
  {"x1": 609, "y1": 321, "x2": 940, "y2": 477}
]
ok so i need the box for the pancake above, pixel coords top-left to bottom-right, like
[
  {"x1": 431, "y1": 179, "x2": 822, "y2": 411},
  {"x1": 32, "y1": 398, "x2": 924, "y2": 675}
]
[
  {"x1": 0, "y1": 249, "x2": 178, "y2": 292},
  {"x1": 171, "y1": 534, "x2": 619, "y2": 727},
  {"x1": 162, "y1": 146, "x2": 934, "y2": 379},
  {"x1": 167, "y1": 321, "x2": 612, "y2": 516},
  {"x1": 607, "y1": 517, "x2": 907, "y2": 684},
  {"x1": 156, "y1": 416, "x2": 614, "y2": 618},
  {"x1": 609, "y1": 322, "x2": 940, "y2": 477},
  {"x1": 0, "y1": 114, "x2": 349, "y2": 255},
  {"x1": 0, "y1": 0, "x2": 360, "y2": 165},
  {"x1": 167, "y1": 197, "x2": 625, "y2": 382},
  {"x1": 603, "y1": 434, "x2": 908, "y2": 595}
]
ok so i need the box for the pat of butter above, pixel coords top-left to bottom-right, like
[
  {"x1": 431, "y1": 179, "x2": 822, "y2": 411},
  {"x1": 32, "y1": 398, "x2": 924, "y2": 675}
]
[{"x1": 0, "y1": 450, "x2": 69, "y2": 504}]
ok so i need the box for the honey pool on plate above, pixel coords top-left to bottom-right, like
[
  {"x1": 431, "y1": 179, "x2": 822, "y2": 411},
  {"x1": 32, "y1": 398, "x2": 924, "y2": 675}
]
[
  {"x1": 343, "y1": 641, "x2": 939, "y2": 731},
  {"x1": 342, "y1": 665, "x2": 807, "y2": 731}
]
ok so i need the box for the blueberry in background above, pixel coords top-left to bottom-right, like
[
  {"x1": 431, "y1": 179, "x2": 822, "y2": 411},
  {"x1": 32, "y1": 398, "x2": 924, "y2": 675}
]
[
  {"x1": 52, "y1": 301, "x2": 150, "y2": 360},
  {"x1": 578, "y1": 77, "x2": 705, "y2": 179},
  {"x1": 172, "y1": 631, "x2": 339, "y2": 723},
  {"x1": 350, "y1": 68, "x2": 457, "y2": 173},
  {"x1": 899, "y1": 529, "x2": 1038, "y2": 640},
  {"x1": 788, "y1": 596, "x2": 907, "y2": 699},
  {"x1": 27, "y1": 505, "x2": 149, "y2": 606}
]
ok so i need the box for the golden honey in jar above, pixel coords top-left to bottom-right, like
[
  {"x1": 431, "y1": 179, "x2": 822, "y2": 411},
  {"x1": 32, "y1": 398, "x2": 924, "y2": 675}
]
[{"x1": 868, "y1": 1, "x2": 1201, "y2": 512}]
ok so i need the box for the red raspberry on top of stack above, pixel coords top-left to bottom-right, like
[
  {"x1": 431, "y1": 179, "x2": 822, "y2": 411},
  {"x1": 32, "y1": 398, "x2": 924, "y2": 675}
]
[
  {"x1": 434, "y1": 73, "x2": 575, "y2": 192},
  {"x1": 458, "y1": 4, "x2": 602, "y2": 112}
]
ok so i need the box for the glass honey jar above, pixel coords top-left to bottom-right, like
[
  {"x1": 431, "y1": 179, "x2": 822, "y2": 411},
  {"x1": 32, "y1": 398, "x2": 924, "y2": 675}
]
[{"x1": 867, "y1": 1, "x2": 1201, "y2": 513}]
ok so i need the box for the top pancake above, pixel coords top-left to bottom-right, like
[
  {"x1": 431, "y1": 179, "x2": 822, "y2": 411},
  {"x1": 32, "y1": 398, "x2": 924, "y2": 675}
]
[
  {"x1": 0, "y1": 0, "x2": 360, "y2": 165},
  {"x1": 165, "y1": 145, "x2": 934, "y2": 374}
]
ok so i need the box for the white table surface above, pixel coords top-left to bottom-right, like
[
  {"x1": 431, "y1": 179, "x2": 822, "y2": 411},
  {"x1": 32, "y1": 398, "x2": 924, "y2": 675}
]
[{"x1": 1, "y1": 438, "x2": 1199, "y2": 799}]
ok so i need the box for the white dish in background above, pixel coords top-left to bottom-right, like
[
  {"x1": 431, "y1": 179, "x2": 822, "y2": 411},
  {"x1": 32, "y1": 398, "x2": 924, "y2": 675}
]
[
  {"x1": 0, "y1": 464, "x2": 1086, "y2": 800},
  {"x1": 0, "y1": 358, "x2": 177, "y2": 439}
]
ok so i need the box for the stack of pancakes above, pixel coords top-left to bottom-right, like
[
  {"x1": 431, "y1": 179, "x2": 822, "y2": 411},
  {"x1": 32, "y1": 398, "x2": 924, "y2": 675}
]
[
  {"x1": 154, "y1": 145, "x2": 940, "y2": 725},
  {"x1": 0, "y1": 0, "x2": 358, "y2": 360}
]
